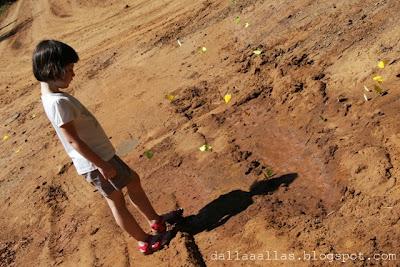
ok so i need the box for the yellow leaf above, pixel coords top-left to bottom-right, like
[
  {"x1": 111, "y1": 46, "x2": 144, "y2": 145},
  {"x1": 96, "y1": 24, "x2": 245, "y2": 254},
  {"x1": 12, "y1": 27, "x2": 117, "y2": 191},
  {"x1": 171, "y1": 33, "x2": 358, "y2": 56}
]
[
  {"x1": 201, "y1": 47, "x2": 207, "y2": 52},
  {"x1": 3, "y1": 134, "x2": 10, "y2": 141},
  {"x1": 165, "y1": 94, "x2": 175, "y2": 101},
  {"x1": 253, "y1": 49, "x2": 262, "y2": 55},
  {"x1": 224, "y1": 94, "x2": 232, "y2": 103},
  {"x1": 373, "y1": 76, "x2": 384, "y2": 83},
  {"x1": 377, "y1": 60, "x2": 387, "y2": 69},
  {"x1": 199, "y1": 144, "x2": 212, "y2": 152},
  {"x1": 244, "y1": 22, "x2": 250, "y2": 28}
]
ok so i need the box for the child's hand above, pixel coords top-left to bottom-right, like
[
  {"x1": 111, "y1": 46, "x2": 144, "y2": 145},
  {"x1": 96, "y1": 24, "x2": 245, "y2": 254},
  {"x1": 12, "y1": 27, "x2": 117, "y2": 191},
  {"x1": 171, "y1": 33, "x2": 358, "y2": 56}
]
[{"x1": 98, "y1": 161, "x2": 117, "y2": 180}]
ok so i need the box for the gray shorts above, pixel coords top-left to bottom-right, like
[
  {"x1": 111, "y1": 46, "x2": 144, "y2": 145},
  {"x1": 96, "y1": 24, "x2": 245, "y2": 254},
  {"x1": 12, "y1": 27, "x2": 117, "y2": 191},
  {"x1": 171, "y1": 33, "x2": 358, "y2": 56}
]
[{"x1": 82, "y1": 155, "x2": 136, "y2": 197}]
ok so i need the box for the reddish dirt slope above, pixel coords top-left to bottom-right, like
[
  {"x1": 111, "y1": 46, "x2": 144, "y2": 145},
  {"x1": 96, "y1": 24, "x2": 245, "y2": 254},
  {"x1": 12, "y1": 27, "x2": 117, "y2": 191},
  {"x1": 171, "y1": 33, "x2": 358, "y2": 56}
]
[{"x1": 1, "y1": 0, "x2": 400, "y2": 266}]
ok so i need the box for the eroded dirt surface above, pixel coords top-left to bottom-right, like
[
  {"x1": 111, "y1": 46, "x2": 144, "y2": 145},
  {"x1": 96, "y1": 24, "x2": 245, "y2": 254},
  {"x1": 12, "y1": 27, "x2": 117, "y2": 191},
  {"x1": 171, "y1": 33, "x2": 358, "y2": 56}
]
[{"x1": 1, "y1": 0, "x2": 400, "y2": 266}]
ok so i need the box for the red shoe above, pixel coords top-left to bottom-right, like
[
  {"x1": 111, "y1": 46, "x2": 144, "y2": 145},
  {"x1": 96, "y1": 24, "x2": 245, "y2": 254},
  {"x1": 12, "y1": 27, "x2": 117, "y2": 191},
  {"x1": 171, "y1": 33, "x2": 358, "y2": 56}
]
[
  {"x1": 138, "y1": 232, "x2": 172, "y2": 255},
  {"x1": 150, "y1": 209, "x2": 184, "y2": 234},
  {"x1": 150, "y1": 219, "x2": 166, "y2": 234}
]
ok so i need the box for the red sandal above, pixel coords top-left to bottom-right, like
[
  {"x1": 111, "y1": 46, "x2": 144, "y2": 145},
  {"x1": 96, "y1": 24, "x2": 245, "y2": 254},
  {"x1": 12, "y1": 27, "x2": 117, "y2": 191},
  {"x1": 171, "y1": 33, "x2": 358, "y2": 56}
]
[
  {"x1": 138, "y1": 232, "x2": 172, "y2": 255},
  {"x1": 150, "y1": 209, "x2": 184, "y2": 234}
]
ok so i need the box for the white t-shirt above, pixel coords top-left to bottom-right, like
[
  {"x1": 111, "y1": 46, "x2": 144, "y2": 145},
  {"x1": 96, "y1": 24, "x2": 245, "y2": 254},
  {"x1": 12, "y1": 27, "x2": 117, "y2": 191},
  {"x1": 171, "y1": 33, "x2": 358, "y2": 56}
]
[{"x1": 41, "y1": 92, "x2": 115, "y2": 174}]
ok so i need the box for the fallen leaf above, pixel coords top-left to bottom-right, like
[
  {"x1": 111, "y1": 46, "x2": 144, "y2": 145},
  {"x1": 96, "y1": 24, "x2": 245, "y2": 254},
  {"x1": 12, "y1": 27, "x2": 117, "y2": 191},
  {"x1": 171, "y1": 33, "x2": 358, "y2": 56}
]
[
  {"x1": 224, "y1": 94, "x2": 232, "y2": 103},
  {"x1": 244, "y1": 22, "x2": 250, "y2": 28},
  {"x1": 177, "y1": 39, "x2": 182, "y2": 47},
  {"x1": 373, "y1": 75, "x2": 384, "y2": 83},
  {"x1": 253, "y1": 49, "x2": 262, "y2": 55},
  {"x1": 234, "y1": 16, "x2": 241, "y2": 24},
  {"x1": 165, "y1": 94, "x2": 175, "y2": 101},
  {"x1": 201, "y1": 47, "x2": 207, "y2": 53},
  {"x1": 199, "y1": 144, "x2": 212, "y2": 152},
  {"x1": 3, "y1": 134, "x2": 10, "y2": 141},
  {"x1": 377, "y1": 60, "x2": 387, "y2": 69},
  {"x1": 144, "y1": 150, "x2": 154, "y2": 159},
  {"x1": 263, "y1": 168, "x2": 275, "y2": 178}
]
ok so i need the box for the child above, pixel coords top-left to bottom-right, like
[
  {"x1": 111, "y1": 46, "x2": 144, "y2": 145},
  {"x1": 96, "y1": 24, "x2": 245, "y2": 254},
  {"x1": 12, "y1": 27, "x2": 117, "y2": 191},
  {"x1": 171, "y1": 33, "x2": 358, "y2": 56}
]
[{"x1": 32, "y1": 39, "x2": 180, "y2": 255}]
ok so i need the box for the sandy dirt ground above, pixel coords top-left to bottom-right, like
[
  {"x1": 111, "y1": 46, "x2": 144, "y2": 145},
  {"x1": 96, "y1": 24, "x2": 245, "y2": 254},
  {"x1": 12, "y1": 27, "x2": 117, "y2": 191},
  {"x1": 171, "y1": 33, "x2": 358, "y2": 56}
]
[{"x1": 1, "y1": 0, "x2": 400, "y2": 266}]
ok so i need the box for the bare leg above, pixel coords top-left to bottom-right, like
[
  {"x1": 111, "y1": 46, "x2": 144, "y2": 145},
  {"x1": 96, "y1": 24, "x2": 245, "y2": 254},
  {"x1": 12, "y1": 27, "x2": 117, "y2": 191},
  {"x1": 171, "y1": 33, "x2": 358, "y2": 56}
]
[
  {"x1": 126, "y1": 171, "x2": 160, "y2": 224},
  {"x1": 104, "y1": 189, "x2": 148, "y2": 242}
]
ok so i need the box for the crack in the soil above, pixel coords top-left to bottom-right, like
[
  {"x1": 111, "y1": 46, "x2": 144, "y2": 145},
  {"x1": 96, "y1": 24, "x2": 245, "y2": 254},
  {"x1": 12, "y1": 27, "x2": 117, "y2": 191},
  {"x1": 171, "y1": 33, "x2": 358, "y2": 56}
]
[{"x1": 176, "y1": 232, "x2": 207, "y2": 267}]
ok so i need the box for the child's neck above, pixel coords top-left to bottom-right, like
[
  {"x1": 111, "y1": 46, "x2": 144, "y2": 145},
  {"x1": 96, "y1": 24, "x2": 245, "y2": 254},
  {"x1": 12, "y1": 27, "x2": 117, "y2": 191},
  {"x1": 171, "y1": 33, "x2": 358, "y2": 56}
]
[{"x1": 40, "y1": 82, "x2": 62, "y2": 95}]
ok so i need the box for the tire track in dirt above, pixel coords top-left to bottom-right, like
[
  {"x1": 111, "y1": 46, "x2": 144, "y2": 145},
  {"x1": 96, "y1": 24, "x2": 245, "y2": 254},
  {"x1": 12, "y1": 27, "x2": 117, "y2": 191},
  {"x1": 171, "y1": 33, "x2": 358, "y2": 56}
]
[{"x1": 4, "y1": 0, "x2": 35, "y2": 50}]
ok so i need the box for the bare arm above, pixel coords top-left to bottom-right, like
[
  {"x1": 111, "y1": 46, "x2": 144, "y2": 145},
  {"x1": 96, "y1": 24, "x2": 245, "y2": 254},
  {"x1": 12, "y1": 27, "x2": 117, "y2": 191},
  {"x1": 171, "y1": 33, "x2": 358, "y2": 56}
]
[{"x1": 59, "y1": 121, "x2": 116, "y2": 179}]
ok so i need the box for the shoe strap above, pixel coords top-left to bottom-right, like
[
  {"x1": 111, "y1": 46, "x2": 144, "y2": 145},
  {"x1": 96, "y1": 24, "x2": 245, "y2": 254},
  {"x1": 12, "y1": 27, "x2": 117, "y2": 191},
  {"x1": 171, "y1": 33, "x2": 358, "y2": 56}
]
[
  {"x1": 151, "y1": 219, "x2": 166, "y2": 232},
  {"x1": 138, "y1": 242, "x2": 149, "y2": 253}
]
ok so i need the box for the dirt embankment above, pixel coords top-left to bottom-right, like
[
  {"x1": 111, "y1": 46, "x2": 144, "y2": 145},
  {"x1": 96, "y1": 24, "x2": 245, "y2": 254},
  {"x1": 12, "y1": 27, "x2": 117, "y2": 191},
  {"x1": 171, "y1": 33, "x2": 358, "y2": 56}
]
[{"x1": 0, "y1": 0, "x2": 400, "y2": 266}]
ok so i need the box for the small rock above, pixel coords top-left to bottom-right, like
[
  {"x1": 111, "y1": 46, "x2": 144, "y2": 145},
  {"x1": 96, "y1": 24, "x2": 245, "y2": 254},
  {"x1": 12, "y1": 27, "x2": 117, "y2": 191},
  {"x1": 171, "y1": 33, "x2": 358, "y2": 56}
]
[
  {"x1": 292, "y1": 82, "x2": 304, "y2": 93},
  {"x1": 313, "y1": 73, "x2": 325, "y2": 80},
  {"x1": 337, "y1": 95, "x2": 348, "y2": 102},
  {"x1": 90, "y1": 227, "x2": 100, "y2": 235},
  {"x1": 171, "y1": 157, "x2": 183, "y2": 167}
]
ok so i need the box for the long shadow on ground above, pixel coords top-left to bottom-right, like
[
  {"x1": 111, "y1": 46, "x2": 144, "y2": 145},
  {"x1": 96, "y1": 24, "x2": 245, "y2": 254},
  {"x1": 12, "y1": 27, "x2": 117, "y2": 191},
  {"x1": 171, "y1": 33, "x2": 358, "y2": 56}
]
[{"x1": 177, "y1": 173, "x2": 298, "y2": 235}]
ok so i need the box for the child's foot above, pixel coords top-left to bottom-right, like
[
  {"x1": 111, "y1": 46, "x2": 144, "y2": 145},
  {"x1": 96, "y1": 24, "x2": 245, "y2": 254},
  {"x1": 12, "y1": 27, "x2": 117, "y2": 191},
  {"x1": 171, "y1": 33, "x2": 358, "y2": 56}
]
[
  {"x1": 138, "y1": 232, "x2": 172, "y2": 255},
  {"x1": 150, "y1": 208, "x2": 184, "y2": 234}
]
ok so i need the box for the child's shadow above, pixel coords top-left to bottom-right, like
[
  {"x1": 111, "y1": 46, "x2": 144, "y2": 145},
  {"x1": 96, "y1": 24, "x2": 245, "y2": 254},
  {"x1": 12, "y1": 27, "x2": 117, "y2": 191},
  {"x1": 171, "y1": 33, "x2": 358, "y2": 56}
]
[{"x1": 177, "y1": 173, "x2": 297, "y2": 235}]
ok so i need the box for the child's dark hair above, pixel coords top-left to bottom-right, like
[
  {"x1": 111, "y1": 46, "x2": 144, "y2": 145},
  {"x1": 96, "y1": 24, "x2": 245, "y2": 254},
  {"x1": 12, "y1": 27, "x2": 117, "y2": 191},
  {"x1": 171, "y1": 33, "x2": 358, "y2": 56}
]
[{"x1": 32, "y1": 40, "x2": 79, "y2": 82}]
